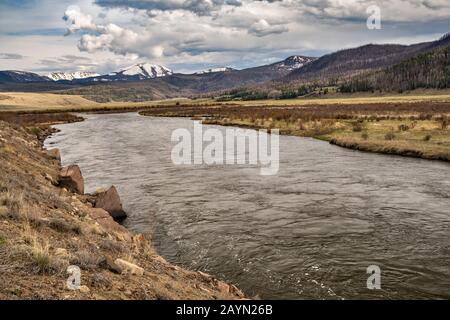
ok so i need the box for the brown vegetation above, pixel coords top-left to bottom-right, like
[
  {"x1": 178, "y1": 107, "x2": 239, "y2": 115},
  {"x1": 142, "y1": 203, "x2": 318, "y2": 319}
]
[{"x1": 140, "y1": 101, "x2": 450, "y2": 161}]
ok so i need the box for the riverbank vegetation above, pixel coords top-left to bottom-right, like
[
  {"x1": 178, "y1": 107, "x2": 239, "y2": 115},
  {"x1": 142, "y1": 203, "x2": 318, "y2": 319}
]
[
  {"x1": 1, "y1": 91, "x2": 450, "y2": 161},
  {"x1": 140, "y1": 101, "x2": 450, "y2": 161}
]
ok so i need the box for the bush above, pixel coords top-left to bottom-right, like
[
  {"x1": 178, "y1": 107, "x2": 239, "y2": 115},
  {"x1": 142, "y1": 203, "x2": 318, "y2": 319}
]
[
  {"x1": 398, "y1": 124, "x2": 410, "y2": 131},
  {"x1": 48, "y1": 218, "x2": 82, "y2": 234},
  {"x1": 439, "y1": 115, "x2": 448, "y2": 130},
  {"x1": 31, "y1": 238, "x2": 52, "y2": 274},
  {"x1": 385, "y1": 132, "x2": 396, "y2": 140},
  {"x1": 26, "y1": 127, "x2": 41, "y2": 138},
  {"x1": 361, "y1": 132, "x2": 369, "y2": 140},
  {"x1": 352, "y1": 122, "x2": 364, "y2": 132},
  {"x1": 0, "y1": 234, "x2": 6, "y2": 246},
  {"x1": 0, "y1": 191, "x2": 23, "y2": 218},
  {"x1": 424, "y1": 134, "x2": 432, "y2": 141}
]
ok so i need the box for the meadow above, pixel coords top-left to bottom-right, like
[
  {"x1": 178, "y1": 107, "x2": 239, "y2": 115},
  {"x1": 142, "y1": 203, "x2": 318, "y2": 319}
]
[{"x1": 1, "y1": 91, "x2": 450, "y2": 161}]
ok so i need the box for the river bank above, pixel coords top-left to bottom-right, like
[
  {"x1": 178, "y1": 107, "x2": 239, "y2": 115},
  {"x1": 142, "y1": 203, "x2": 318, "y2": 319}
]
[
  {"x1": 45, "y1": 112, "x2": 450, "y2": 299},
  {"x1": 140, "y1": 102, "x2": 450, "y2": 163},
  {"x1": 0, "y1": 118, "x2": 245, "y2": 300}
]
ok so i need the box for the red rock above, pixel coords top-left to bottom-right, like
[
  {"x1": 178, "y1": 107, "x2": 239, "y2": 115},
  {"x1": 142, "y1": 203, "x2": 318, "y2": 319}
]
[
  {"x1": 46, "y1": 148, "x2": 61, "y2": 162},
  {"x1": 88, "y1": 208, "x2": 130, "y2": 239},
  {"x1": 94, "y1": 186, "x2": 127, "y2": 220},
  {"x1": 59, "y1": 165, "x2": 84, "y2": 194}
]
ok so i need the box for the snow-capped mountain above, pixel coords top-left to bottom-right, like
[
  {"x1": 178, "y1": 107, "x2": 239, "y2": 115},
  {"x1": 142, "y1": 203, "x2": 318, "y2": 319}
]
[
  {"x1": 274, "y1": 56, "x2": 316, "y2": 71},
  {"x1": 196, "y1": 67, "x2": 235, "y2": 74},
  {"x1": 0, "y1": 70, "x2": 51, "y2": 82},
  {"x1": 113, "y1": 63, "x2": 173, "y2": 79},
  {"x1": 48, "y1": 71, "x2": 99, "y2": 81}
]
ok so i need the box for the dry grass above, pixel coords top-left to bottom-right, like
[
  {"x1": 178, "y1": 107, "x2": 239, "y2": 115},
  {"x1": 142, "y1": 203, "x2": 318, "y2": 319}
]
[
  {"x1": 141, "y1": 101, "x2": 450, "y2": 161},
  {"x1": 2, "y1": 91, "x2": 450, "y2": 113},
  {"x1": 0, "y1": 120, "x2": 245, "y2": 300}
]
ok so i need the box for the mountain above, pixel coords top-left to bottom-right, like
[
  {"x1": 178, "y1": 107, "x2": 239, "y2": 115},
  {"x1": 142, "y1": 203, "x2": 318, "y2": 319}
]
[
  {"x1": 340, "y1": 41, "x2": 450, "y2": 93},
  {"x1": 69, "y1": 63, "x2": 173, "y2": 83},
  {"x1": 284, "y1": 34, "x2": 450, "y2": 84},
  {"x1": 48, "y1": 71, "x2": 99, "y2": 81},
  {"x1": 0, "y1": 71, "x2": 50, "y2": 83},
  {"x1": 273, "y1": 55, "x2": 315, "y2": 71},
  {"x1": 196, "y1": 67, "x2": 235, "y2": 74},
  {"x1": 2, "y1": 34, "x2": 449, "y2": 100},
  {"x1": 51, "y1": 56, "x2": 315, "y2": 102},
  {"x1": 110, "y1": 63, "x2": 172, "y2": 80}
]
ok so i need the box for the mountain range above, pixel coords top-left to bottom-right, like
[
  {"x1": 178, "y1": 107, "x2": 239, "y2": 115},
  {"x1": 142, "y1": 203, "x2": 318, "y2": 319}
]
[{"x1": 0, "y1": 33, "x2": 449, "y2": 101}]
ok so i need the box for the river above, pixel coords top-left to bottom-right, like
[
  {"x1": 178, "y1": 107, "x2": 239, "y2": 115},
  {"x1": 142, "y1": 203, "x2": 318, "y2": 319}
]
[{"x1": 44, "y1": 112, "x2": 450, "y2": 299}]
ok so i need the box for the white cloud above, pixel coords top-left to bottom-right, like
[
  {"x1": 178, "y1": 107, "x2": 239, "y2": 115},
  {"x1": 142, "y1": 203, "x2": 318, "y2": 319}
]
[
  {"x1": 63, "y1": 5, "x2": 97, "y2": 35},
  {"x1": 248, "y1": 19, "x2": 288, "y2": 37},
  {"x1": 1, "y1": 0, "x2": 449, "y2": 74}
]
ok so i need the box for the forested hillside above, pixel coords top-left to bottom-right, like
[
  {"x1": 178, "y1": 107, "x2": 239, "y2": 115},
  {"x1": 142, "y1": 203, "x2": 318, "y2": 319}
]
[{"x1": 340, "y1": 44, "x2": 450, "y2": 93}]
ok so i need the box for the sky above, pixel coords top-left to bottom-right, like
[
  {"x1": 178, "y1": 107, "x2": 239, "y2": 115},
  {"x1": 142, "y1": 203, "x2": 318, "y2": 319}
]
[{"x1": 0, "y1": 0, "x2": 450, "y2": 75}]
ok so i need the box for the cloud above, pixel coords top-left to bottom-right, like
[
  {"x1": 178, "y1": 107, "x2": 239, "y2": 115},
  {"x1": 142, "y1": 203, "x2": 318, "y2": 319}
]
[
  {"x1": 63, "y1": 6, "x2": 155, "y2": 58},
  {"x1": 248, "y1": 19, "x2": 288, "y2": 37},
  {"x1": 3, "y1": 0, "x2": 449, "y2": 75},
  {"x1": 63, "y1": 5, "x2": 98, "y2": 35},
  {"x1": 0, "y1": 53, "x2": 24, "y2": 60},
  {"x1": 77, "y1": 24, "x2": 141, "y2": 55},
  {"x1": 94, "y1": 0, "x2": 242, "y2": 15}
]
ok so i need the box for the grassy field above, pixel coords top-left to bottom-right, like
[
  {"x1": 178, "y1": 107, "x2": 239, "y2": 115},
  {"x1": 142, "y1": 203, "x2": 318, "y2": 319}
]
[
  {"x1": 3, "y1": 91, "x2": 450, "y2": 112},
  {"x1": 141, "y1": 101, "x2": 450, "y2": 161},
  {"x1": 1, "y1": 91, "x2": 450, "y2": 161},
  {"x1": 0, "y1": 92, "x2": 199, "y2": 112}
]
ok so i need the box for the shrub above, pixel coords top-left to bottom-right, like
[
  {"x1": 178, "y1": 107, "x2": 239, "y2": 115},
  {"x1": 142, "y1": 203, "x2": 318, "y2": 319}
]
[
  {"x1": 361, "y1": 132, "x2": 369, "y2": 140},
  {"x1": 424, "y1": 134, "x2": 432, "y2": 141},
  {"x1": 48, "y1": 218, "x2": 82, "y2": 234},
  {"x1": 398, "y1": 124, "x2": 410, "y2": 131},
  {"x1": 439, "y1": 115, "x2": 448, "y2": 130},
  {"x1": 0, "y1": 234, "x2": 6, "y2": 246},
  {"x1": 385, "y1": 132, "x2": 396, "y2": 140},
  {"x1": 352, "y1": 122, "x2": 364, "y2": 132},
  {"x1": 31, "y1": 238, "x2": 52, "y2": 274},
  {"x1": 70, "y1": 250, "x2": 101, "y2": 270},
  {"x1": 26, "y1": 127, "x2": 41, "y2": 138},
  {"x1": 0, "y1": 191, "x2": 23, "y2": 218}
]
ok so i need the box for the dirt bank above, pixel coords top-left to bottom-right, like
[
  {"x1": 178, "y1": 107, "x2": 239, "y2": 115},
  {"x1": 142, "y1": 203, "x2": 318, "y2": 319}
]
[{"x1": 0, "y1": 120, "x2": 245, "y2": 300}]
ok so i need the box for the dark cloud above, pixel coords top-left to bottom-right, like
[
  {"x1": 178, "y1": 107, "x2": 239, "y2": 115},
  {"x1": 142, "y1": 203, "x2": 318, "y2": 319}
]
[
  {"x1": 37, "y1": 55, "x2": 97, "y2": 72},
  {"x1": 94, "y1": 0, "x2": 242, "y2": 15},
  {"x1": 0, "y1": 53, "x2": 24, "y2": 60}
]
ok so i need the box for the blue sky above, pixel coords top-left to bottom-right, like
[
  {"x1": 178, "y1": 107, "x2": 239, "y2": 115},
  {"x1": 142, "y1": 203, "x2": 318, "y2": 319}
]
[{"x1": 1, "y1": 0, "x2": 450, "y2": 75}]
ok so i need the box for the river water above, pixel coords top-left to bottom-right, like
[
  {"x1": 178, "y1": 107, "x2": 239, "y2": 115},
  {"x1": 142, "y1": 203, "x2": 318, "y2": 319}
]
[{"x1": 45, "y1": 112, "x2": 450, "y2": 299}]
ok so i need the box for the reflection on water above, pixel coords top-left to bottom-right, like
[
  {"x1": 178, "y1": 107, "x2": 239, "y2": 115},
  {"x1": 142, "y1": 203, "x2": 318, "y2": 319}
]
[{"x1": 45, "y1": 112, "x2": 450, "y2": 299}]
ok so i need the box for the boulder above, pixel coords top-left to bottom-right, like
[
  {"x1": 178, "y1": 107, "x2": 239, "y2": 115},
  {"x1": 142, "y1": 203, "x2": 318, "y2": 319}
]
[
  {"x1": 94, "y1": 186, "x2": 127, "y2": 220},
  {"x1": 59, "y1": 165, "x2": 84, "y2": 194},
  {"x1": 99, "y1": 256, "x2": 123, "y2": 274},
  {"x1": 46, "y1": 148, "x2": 61, "y2": 162},
  {"x1": 79, "y1": 285, "x2": 90, "y2": 294},
  {"x1": 88, "y1": 208, "x2": 130, "y2": 241},
  {"x1": 114, "y1": 259, "x2": 144, "y2": 276}
]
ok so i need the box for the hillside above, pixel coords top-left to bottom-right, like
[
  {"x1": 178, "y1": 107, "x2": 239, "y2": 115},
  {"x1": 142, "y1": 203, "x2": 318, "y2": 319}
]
[
  {"x1": 340, "y1": 43, "x2": 450, "y2": 93},
  {"x1": 284, "y1": 34, "x2": 450, "y2": 84},
  {"x1": 0, "y1": 71, "x2": 50, "y2": 83},
  {"x1": 0, "y1": 118, "x2": 245, "y2": 299}
]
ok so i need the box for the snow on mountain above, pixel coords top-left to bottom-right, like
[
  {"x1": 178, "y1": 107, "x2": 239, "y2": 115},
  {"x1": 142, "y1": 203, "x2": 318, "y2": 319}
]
[
  {"x1": 115, "y1": 63, "x2": 173, "y2": 79},
  {"x1": 275, "y1": 56, "x2": 315, "y2": 71},
  {"x1": 48, "y1": 71, "x2": 99, "y2": 81},
  {"x1": 196, "y1": 67, "x2": 235, "y2": 74},
  {"x1": 0, "y1": 70, "x2": 51, "y2": 82}
]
